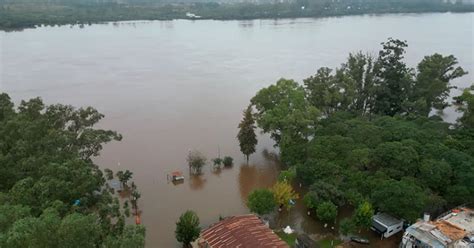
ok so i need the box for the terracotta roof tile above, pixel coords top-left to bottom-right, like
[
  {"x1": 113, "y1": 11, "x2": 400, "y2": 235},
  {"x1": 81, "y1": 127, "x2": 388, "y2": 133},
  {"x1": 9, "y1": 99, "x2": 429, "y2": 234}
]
[{"x1": 200, "y1": 214, "x2": 289, "y2": 248}]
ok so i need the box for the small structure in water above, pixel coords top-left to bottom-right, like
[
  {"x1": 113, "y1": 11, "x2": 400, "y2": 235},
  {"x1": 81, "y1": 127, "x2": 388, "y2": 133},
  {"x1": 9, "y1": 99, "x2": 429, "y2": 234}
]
[{"x1": 169, "y1": 171, "x2": 184, "y2": 182}]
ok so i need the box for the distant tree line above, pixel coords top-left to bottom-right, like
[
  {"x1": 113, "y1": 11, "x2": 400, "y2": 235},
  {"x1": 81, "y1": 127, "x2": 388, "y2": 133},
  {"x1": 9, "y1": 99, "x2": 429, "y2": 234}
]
[
  {"x1": 245, "y1": 38, "x2": 473, "y2": 224},
  {"x1": 1, "y1": 0, "x2": 473, "y2": 30}
]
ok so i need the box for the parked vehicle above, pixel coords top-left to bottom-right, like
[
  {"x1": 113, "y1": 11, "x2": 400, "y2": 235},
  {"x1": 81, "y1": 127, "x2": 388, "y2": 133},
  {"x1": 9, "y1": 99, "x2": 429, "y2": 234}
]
[{"x1": 350, "y1": 236, "x2": 370, "y2": 245}]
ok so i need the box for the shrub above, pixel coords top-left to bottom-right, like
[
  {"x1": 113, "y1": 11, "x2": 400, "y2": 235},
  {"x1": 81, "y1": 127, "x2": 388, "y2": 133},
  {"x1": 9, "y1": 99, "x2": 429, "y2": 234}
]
[
  {"x1": 278, "y1": 168, "x2": 296, "y2": 183},
  {"x1": 212, "y1": 158, "x2": 223, "y2": 166},
  {"x1": 339, "y1": 218, "x2": 356, "y2": 236},
  {"x1": 247, "y1": 189, "x2": 276, "y2": 215}
]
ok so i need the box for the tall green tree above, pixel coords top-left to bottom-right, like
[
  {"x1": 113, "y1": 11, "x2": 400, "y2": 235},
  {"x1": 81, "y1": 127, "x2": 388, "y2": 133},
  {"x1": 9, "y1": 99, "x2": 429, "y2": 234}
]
[
  {"x1": 304, "y1": 53, "x2": 376, "y2": 116},
  {"x1": 251, "y1": 78, "x2": 319, "y2": 165},
  {"x1": 237, "y1": 106, "x2": 258, "y2": 162},
  {"x1": 341, "y1": 52, "x2": 377, "y2": 115},
  {"x1": 455, "y1": 85, "x2": 474, "y2": 128},
  {"x1": 410, "y1": 54, "x2": 467, "y2": 116},
  {"x1": 373, "y1": 38, "x2": 413, "y2": 116},
  {"x1": 175, "y1": 210, "x2": 201, "y2": 248},
  {"x1": 304, "y1": 67, "x2": 342, "y2": 116}
]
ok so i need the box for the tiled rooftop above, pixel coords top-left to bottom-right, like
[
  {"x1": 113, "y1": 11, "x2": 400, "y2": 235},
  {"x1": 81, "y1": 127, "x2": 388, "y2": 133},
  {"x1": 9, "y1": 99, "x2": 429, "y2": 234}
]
[{"x1": 199, "y1": 214, "x2": 289, "y2": 248}]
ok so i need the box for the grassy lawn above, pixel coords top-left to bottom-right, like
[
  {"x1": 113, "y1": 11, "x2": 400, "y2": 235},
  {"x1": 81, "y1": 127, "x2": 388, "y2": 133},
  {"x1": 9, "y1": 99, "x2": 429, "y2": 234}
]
[
  {"x1": 276, "y1": 231, "x2": 297, "y2": 247},
  {"x1": 319, "y1": 238, "x2": 343, "y2": 248}
]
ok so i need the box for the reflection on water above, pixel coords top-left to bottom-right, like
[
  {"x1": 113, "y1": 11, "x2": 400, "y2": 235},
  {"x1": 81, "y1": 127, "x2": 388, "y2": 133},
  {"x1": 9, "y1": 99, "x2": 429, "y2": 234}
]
[
  {"x1": 238, "y1": 151, "x2": 281, "y2": 205},
  {"x1": 2, "y1": 13, "x2": 472, "y2": 247},
  {"x1": 211, "y1": 166, "x2": 222, "y2": 176},
  {"x1": 238, "y1": 20, "x2": 254, "y2": 28},
  {"x1": 189, "y1": 175, "x2": 207, "y2": 190}
]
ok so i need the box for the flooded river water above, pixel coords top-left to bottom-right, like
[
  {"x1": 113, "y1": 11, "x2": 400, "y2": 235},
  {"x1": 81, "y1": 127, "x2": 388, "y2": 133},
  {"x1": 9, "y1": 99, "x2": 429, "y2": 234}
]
[{"x1": 1, "y1": 13, "x2": 473, "y2": 247}]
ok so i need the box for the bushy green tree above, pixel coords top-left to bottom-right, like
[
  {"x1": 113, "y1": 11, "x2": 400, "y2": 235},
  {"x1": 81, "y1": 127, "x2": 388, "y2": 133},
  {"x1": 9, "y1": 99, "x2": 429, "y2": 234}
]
[
  {"x1": 103, "y1": 225, "x2": 146, "y2": 248},
  {"x1": 304, "y1": 53, "x2": 377, "y2": 116},
  {"x1": 372, "y1": 179, "x2": 426, "y2": 222},
  {"x1": 0, "y1": 95, "x2": 144, "y2": 247},
  {"x1": 222, "y1": 156, "x2": 233, "y2": 166},
  {"x1": 247, "y1": 189, "x2": 276, "y2": 215},
  {"x1": 316, "y1": 201, "x2": 337, "y2": 223},
  {"x1": 175, "y1": 210, "x2": 201, "y2": 248},
  {"x1": 251, "y1": 78, "x2": 319, "y2": 165}
]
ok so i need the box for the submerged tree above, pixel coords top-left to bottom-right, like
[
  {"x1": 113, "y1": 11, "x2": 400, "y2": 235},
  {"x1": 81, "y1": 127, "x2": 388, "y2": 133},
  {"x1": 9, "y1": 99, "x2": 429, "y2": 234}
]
[
  {"x1": 237, "y1": 106, "x2": 258, "y2": 163},
  {"x1": 175, "y1": 210, "x2": 201, "y2": 248},
  {"x1": 116, "y1": 170, "x2": 133, "y2": 187},
  {"x1": 104, "y1": 168, "x2": 114, "y2": 180},
  {"x1": 222, "y1": 156, "x2": 233, "y2": 167},
  {"x1": 212, "y1": 157, "x2": 222, "y2": 167},
  {"x1": 187, "y1": 150, "x2": 206, "y2": 175}
]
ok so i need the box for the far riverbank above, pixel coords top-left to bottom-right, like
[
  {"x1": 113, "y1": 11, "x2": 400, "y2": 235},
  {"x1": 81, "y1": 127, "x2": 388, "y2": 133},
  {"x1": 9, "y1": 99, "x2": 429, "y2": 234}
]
[{"x1": 1, "y1": 1, "x2": 473, "y2": 31}]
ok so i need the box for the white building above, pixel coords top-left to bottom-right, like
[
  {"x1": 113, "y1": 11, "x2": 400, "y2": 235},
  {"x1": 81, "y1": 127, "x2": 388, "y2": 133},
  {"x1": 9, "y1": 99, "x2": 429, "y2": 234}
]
[
  {"x1": 185, "y1": 12, "x2": 202, "y2": 19},
  {"x1": 371, "y1": 212, "x2": 404, "y2": 238}
]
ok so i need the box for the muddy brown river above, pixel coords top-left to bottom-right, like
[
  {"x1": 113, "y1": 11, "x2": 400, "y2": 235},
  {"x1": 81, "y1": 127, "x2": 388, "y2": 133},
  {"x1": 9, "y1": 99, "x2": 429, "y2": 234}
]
[{"x1": 1, "y1": 13, "x2": 473, "y2": 247}]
